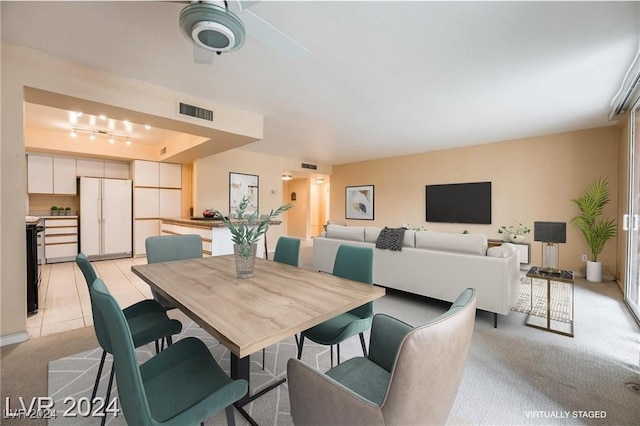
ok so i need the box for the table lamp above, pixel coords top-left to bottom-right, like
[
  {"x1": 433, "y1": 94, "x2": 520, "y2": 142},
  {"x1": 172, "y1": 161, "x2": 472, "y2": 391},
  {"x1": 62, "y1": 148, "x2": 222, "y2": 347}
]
[{"x1": 534, "y1": 221, "x2": 566, "y2": 273}]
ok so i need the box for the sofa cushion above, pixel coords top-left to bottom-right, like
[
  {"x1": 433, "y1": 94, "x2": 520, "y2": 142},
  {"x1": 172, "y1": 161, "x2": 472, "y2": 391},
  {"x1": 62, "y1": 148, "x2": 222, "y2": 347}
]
[
  {"x1": 326, "y1": 224, "x2": 365, "y2": 242},
  {"x1": 415, "y1": 231, "x2": 487, "y2": 255},
  {"x1": 375, "y1": 227, "x2": 406, "y2": 251},
  {"x1": 403, "y1": 230, "x2": 416, "y2": 248},
  {"x1": 365, "y1": 227, "x2": 382, "y2": 243},
  {"x1": 500, "y1": 243, "x2": 516, "y2": 255},
  {"x1": 487, "y1": 247, "x2": 508, "y2": 258}
]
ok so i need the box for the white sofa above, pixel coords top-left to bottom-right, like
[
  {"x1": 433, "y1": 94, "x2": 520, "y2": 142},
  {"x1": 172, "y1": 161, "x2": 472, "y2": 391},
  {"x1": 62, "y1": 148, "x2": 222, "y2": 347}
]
[{"x1": 313, "y1": 225, "x2": 521, "y2": 326}]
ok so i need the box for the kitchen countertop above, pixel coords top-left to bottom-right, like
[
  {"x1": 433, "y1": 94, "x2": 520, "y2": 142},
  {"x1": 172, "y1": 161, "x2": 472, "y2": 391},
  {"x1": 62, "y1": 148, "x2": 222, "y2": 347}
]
[{"x1": 160, "y1": 217, "x2": 282, "y2": 228}]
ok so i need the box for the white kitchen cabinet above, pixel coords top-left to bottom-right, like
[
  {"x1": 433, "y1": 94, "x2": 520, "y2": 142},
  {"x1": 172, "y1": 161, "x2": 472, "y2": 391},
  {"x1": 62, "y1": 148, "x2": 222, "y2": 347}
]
[
  {"x1": 133, "y1": 160, "x2": 159, "y2": 187},
  {"x1": 27, "y1": 155, "x2": 54, "y2": 194},
  {"x1": 27, "y1": 154, "x2": 77, "y2": 194},
  {"x1": 159, "y1": 163, "x2": 181, "y2": 188},
  {"x1": 134, "y1": 220, "x2": 159, "y2": 257},
  {"x1": 44, "y1": 217, "x2": 78, "y2": 263},
  {"x1": 104, "y1": 161, "x2": 130, "y2": 179},
  {"x1": 76, "y1": 159, "x2": 105, "y2": 177},
  {"x1": 53, "y1": 157, "x2": 77, "y2": 194},
  {"x1": 159, "y1": 188, "x2": 181, "y2": 217},
  {"x1": 134, "y1": 188, "x2": 160, "y2": 218}
]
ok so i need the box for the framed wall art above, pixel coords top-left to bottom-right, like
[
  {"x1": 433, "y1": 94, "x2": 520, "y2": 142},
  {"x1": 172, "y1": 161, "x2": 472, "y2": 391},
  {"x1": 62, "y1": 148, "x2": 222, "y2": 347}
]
[
  {"x1": 345, "y1": 185, "x2": 375, "y2": 220},
  {"x1": 229, "y1": 172, "x2": 259, "y2": 215}
]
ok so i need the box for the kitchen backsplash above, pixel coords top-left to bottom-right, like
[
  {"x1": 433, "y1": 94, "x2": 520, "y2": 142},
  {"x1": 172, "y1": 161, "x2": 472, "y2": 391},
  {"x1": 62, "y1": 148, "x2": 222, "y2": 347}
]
[{"x1": 28, "y1": 194, "x2": 78, "y2": 215}]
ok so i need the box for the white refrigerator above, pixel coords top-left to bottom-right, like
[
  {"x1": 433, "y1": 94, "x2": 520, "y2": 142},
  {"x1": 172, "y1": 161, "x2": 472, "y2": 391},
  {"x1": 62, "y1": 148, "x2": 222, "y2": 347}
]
[{"x1": 80, "y1": 177, "x2": 132, "y2": 260}]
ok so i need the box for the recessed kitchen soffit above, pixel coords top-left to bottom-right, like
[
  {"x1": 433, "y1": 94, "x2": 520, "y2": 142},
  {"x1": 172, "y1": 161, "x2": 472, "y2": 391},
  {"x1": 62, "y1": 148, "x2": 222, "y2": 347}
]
[{"x1": 23, "y1": 87, "x2": 260, "y2": 163}]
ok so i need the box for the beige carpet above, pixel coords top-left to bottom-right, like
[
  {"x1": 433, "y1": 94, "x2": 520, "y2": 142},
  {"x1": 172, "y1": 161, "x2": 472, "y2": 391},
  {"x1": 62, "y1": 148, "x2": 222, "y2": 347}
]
[{"x1": 511, "y1": 276, "x2": 573, "y2": 323}]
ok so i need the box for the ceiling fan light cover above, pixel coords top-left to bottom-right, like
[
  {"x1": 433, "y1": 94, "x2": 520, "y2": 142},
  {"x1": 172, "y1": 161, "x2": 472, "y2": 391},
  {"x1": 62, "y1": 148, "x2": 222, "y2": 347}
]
[
  {"x1": 179, "y1": 3, "x2": 246, "y2": 53},
  {"x1": 192, "y1": 21, "x2": 235, "y2": 51}
]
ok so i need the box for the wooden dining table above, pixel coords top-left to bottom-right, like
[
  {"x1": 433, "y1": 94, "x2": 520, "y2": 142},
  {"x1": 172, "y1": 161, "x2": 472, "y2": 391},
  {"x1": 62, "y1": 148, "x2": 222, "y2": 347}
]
[{"x1": 131, "y1": 254, "x2": 385, "y2": 424}]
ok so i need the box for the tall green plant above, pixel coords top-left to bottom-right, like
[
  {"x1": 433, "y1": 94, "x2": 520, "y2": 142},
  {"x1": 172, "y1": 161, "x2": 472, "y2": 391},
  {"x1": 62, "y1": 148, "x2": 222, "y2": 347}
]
[
  {"x1": 570, "y1": 177, "x2": 617, "y2": 262},
  {"x1": 214, "y1": 196, "x2": 293, "y2": 257}
]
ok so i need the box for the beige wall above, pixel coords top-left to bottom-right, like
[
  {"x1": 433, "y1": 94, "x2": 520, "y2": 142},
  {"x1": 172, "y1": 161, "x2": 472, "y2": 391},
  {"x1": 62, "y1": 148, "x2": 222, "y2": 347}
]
[
  {"x1": 194, "y1": 149, "x2": 316, "y2": 251},
  {"x1": 331, "y1": 126, "x2": 620, "y2": 273}
]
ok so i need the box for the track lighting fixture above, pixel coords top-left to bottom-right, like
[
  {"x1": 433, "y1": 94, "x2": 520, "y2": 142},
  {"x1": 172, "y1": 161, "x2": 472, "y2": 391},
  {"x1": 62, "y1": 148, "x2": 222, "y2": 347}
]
[{"x1": 70, "y1": 127, "x2": 132, "y2": 146}]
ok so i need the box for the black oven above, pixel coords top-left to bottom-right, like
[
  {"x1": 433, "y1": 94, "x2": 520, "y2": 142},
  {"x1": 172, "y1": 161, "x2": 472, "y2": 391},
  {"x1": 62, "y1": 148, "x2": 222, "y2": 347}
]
[{"x1": 26, "y1": 218, "x2": 44, "y2": 315}]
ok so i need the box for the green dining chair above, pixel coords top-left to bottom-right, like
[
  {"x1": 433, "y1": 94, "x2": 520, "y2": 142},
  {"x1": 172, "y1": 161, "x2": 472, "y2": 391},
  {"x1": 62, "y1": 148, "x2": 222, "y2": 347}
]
[
  {"x1": 145, "y1": 235, "x2": 203, "y2": 310},
  {"x1": 273, "y1": 236, "x2": 301, "y2": 267},
  {"x1": 89, "y1": 277, "x2": 248, "y2": 426},
  {"x1": 297, "y1": 245, "x2": 374, "y2": 368},
  {"x1": 75, "y1": 254, "x2": 182, "y2": 412}
]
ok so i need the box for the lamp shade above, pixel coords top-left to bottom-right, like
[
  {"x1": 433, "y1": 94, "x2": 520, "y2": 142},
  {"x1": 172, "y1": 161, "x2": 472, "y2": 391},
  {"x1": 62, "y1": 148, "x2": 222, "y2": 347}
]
[{"x1": 533, "y1": 221, "x2": 566, "y2": 243}]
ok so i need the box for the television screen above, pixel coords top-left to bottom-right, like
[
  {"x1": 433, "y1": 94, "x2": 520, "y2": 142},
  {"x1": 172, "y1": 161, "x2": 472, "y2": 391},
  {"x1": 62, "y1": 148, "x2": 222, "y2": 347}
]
[{"x1": 425, "y1": 182, "x2": 492, "y2": 224}]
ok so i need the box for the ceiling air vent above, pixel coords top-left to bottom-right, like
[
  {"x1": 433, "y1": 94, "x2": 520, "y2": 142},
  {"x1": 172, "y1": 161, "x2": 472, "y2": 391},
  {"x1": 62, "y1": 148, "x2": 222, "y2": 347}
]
[
  {"x1": 301, "y1": 163, "x2": 317, "y2": 170},
  {"x1": 178, "y1": 102, "x2": 214, "y2": 122}
]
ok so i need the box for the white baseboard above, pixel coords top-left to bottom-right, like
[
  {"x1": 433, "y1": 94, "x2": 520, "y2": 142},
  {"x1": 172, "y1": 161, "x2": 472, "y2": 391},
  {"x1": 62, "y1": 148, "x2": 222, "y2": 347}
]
[{"x1": 0, "y1": 331, "x2": 29, "y2": 347}]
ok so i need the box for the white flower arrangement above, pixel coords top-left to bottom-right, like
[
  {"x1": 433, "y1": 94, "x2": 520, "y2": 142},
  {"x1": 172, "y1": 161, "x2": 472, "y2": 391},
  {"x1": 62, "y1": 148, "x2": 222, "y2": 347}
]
[{"x1": 498, "y1": 223, "x2": 530, "y2": 242}]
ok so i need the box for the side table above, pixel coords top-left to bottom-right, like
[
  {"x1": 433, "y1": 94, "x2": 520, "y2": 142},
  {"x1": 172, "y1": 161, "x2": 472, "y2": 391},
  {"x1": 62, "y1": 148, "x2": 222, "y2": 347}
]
[{"x1": 525, "y1": 266, "x2": 574, "y2": 337}]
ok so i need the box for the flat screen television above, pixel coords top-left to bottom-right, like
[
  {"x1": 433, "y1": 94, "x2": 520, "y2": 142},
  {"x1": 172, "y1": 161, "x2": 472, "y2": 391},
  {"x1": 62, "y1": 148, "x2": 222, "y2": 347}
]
[{"x1": 425, "y1": 182, "x2": 491, "y2": 224}]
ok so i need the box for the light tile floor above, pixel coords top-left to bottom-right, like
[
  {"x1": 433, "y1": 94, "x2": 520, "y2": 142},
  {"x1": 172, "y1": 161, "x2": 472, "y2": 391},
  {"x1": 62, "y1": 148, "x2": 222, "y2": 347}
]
[
  {"x1": 27, "y1": 257, "x2": 152, "y2": 339},
  {"x1": 28, "y1": 240, "x2": 315, "y2": 339}
]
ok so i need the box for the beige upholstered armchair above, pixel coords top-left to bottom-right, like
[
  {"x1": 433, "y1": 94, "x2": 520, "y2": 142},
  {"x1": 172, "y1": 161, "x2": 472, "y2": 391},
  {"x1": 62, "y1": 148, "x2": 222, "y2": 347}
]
[{"x1": 287, "y1": 288, "x2": 476, "y2": 426}]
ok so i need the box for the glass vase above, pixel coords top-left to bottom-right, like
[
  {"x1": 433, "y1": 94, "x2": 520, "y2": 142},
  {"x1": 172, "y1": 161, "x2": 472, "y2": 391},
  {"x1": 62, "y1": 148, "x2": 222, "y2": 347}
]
[{"x1": 233, "y1": 243, "x2": 257, "y2": 279}]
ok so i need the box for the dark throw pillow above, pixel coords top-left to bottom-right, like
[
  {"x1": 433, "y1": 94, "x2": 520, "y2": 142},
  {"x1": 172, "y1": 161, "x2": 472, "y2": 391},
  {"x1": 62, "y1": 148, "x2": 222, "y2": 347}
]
[{"x1": 375, "y1": 227, "x2": 406, "y2": 251}]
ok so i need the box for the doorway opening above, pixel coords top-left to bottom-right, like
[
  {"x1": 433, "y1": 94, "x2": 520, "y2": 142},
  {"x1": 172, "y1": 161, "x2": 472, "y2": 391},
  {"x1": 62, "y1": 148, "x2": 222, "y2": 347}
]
[{"x1": 282, "y1": 174, "x2": 330, "y2": 240}]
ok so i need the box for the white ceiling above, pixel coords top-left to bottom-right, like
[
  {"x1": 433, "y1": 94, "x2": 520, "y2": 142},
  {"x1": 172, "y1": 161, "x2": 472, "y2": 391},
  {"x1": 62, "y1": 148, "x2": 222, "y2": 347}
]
[{"x1": 3, "y1": 1, "x2": 639, "y2": 165}]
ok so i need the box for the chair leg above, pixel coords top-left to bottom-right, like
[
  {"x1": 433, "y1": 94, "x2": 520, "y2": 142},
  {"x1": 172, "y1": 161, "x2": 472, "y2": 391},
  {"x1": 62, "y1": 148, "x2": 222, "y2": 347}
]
[
  {"x1": 91, "y1": 350, "x2": 107, "y2": 403},
  {"x1": 225, "y1": 405, "x2": 236, "y2": 426},
  {"x1": 155, "y1": 340, "x2": 160, "y2": 354},
  {"x1": 262, "y1": 348, "x2": 265, "y2": 370},
  {"x1": 101, "y1": 365, "x2": 115, "y2": 426},
  {"x1": 296, "y1": 335, "x2": 305, "y2": 360},
  {"x1": 330, "y1": 345, "x2": 334, "y2": 368},
  {"x1": 166, "y1": 335, "x2": 173, "y2": 347},
  {"x1": 337, "y1": 344, "x2": 341, "y2": 366},
  {"x1": 359, "y1": 332, "x2": 368, "y2": 358}
]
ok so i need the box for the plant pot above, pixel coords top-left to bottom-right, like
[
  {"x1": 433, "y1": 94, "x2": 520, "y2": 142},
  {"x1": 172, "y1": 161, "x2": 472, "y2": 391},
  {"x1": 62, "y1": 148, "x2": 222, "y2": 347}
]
[
  {"x1": 508, "y1": 234, "x2": 526, "y2": 244},
  {"x1": 233, "y1": 243, "x2": 257, "y2": 279},
  {"x1": 586, "y1": 260, "x2": 602, "y2": 282}
]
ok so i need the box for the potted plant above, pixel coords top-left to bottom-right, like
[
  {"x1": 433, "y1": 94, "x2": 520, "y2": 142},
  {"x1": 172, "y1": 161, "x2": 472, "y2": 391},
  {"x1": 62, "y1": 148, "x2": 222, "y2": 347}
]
[
  {"x1": 570, "y1": 177, "x2": 617, "y2": 282},
  {"x1": 214, "y1": 196, "x2": 293, "y2": 278},
  {"x1": 64, "y1": 207, "x2": 72, "y2": 216},
  {"x1": 498, "y1": 223, "x2": 530, "y2": 243},
  {"x1": 50, "y1": 206, "x2": 58, "y2": 216}
]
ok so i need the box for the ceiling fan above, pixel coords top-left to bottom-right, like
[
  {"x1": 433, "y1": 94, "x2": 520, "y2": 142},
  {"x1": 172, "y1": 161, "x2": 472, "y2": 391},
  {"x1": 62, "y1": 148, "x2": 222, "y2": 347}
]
[{"x1": 178, "y1": 0, "x2": 310, "y2": 64}]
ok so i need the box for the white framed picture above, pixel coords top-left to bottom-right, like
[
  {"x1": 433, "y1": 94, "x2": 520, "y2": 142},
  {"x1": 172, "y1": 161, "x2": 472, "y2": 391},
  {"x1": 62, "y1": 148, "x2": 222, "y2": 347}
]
[
  {"x1": 229, "y1": 172, "x2": 259, "y2": 215},
  {"x1": 345, "y1": 185, "x2": 374, "y2": 220}
]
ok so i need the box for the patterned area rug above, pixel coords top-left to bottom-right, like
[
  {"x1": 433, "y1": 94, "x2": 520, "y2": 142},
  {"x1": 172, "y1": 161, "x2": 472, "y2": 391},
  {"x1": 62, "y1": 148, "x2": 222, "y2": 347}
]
[
  {"x1": 48, "y1": 321, "x2": 358, "y2": 425},
  {"x1": 511, "y1": 276, "x2": 572, "y2": 323}
]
